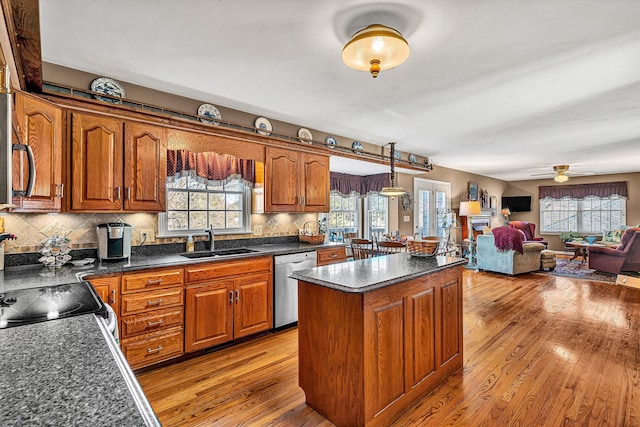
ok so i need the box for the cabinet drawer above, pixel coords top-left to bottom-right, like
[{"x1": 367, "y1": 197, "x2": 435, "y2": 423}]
[
  {"x1": 121, "y1": 327, "x2": 184, "y2": 370},
  {"x1": 185, "y1": 256, "x2": 272, "y2": 284},
  {"x1": 121, "y1": 287, "x2": 183, "y2": 316},
  {"x1": 317, "y1": 247, "x2": 347, "y2": 266},
  {"x1": 122, "y1": 268, "x2": 184, "y2": 293},
  {"x1": 121, "y1": 307, "x2": 184, "y2": 339}
]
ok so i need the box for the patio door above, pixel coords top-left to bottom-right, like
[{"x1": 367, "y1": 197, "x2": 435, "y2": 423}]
[{"x1": 413, "y1": 178, "x2": 451, "y2": 238}]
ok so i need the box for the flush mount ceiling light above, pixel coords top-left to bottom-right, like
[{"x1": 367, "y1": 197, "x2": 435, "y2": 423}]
[
  {"x1": 380, "y1": 142, "x2": 406, "y2": 198},
  {"x1": 342, "y1": 24, "x2": 410, "y2": 78}
]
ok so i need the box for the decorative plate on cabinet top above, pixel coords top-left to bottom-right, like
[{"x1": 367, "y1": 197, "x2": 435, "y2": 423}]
[
  {"x1": 352, "y1": 141, "x2": 364, "y2": 154},
  {"x1": 255, "y1": 116, "x2": 273, "y2": 136},
  {"x1": 197, "y1": 103, "x2": 221, "y2": 125},
  {"x1": 409, "y1": 154, "x2": 418, "y2": 164},
  {"x1": 90, "y1": 77, "x2": 126, "y2": 103},
  {"x1": 325, "y1": 135, "x2": 337, "y2": 149},
  {"x1": 298, "y1": 128, "x2": 313, "y2": 144},
  {"x1": 394, "y1": 150, "x2": 402, "y2": 160}
]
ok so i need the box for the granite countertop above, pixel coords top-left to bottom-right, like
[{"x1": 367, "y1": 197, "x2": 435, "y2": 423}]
[
  {"x1": 0, "y1": 314, "x2": 157, "y2": 426},
  {"x1": 290, "y1": 253, "x2": 467, "y2": 293},
  {"x1": 0, "y1": 242, "x2": 344, "y2": 291}
]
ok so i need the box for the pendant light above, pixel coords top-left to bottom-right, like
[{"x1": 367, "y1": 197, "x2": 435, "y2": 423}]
[
  {"x1": 380, "y1": 142, "x2": 406, "y2": 198},
  {"x1": 342, "y1": 24, "x2": 410, "y2": 78}
]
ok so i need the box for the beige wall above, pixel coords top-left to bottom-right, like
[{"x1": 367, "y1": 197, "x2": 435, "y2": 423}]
[
  {"x1": 504, "y1": 173, "x2": 640, "y2": 250},
  {"x1": 395, "y1": 166, "x2": 509, "y2": 236}
]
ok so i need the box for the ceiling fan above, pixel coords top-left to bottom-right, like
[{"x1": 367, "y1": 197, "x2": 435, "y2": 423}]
[{"x1": 531, "y1": 165, "x2": 594, "y2": 182}]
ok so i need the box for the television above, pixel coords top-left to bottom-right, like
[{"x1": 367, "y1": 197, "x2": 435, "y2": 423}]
[{"x1": 501, "y1": 196, "x2": 531, "y2": 213}]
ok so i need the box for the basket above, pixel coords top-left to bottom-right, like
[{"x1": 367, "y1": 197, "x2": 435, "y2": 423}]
[
  {"x1": 407, "y1": 239, "x2": 439, "y2": 257},
  {"x1": 298, "y1": 234, "x2": 326, "y2": 244}
]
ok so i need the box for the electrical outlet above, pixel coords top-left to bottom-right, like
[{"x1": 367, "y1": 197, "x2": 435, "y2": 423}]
[
  {"x1": 254, "y1": 225, "x2": 262, "y2": 236},
  {"x1": 140, "y1": 228, "x2": 155, "y2": 243}
]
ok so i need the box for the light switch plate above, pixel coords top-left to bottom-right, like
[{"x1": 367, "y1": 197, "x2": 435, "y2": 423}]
[
  {"x1": 254, "y1": 225, "x2": 263, "y2": 236},
  {"x1": 403, "y1": 215, "x2": 410, "y2": 222}
]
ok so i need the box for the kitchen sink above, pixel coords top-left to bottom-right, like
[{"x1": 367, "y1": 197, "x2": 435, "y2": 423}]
[{"x1": 179, "y1": 248, "x2": 259, "y2": 259}]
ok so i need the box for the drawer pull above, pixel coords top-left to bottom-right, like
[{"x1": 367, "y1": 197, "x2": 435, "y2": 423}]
[
  {"x1": 146, "y1": 278, "x2": 164, "y2": 286},
  {"x1": 147, "y1": 345, "x2": 163, "y2": 354},
  {"x1": 146, "y1": 299, "x2": 164, "y2": 306},
  {"x1": 147, "y1": 320, "x2": 164, "y2": 327},
  {"x1": 330, "y1": 254, "x2": 338, "y2": 258}
]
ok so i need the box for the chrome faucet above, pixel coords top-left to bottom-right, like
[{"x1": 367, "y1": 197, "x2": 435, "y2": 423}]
[{"x1": 205, "y1": 224, "x2": 215, "y2": 252}]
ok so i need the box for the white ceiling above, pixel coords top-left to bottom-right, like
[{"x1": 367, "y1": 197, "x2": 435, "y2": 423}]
[{"x1": 39, "y1": 0, "x2": 640, "y2": 181}]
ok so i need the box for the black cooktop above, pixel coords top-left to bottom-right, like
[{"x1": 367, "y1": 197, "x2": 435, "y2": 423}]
[{"x1": 0, "y1": 282, "x2": 107, "y2": 329}]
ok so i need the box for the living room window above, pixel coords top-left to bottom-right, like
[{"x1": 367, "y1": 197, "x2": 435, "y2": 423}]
[{"x1": 540, "y1": 195, "x2": 626, "y2": 234}]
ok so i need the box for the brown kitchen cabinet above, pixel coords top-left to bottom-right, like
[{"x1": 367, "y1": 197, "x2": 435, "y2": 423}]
[
  {"x1": 184, "y1": 256, "x2": 273, "y2": 352},
  {"x1": 12, "y1": 91, "x2": 64, "y2": 212},
  {"x1": 264, "y1": 146, "x2": 329, "y2": 213},
  {"x1": 298, "y1": 265, "x2": 463, "y2": 427},
  {"x1": 316, "y1": 246, "x2": 347, "y2": 266},
  {"x1": 120, "y1": 267, "x2": 185, "y2": 369},
  {"x1": 70, "y1": 112, "x2": 166, "y2": 212},
  {"x1": 86, "y1": 274, "x2": 120, "y2": 316}
]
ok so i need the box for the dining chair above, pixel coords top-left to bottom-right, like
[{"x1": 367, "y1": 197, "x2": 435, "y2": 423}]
[
  {"x1": 376, "y1": 240, "x2": 406, "y2": 255},
  {"x1": 351, "y1": 238, "x2": 374, "y2": 260}
]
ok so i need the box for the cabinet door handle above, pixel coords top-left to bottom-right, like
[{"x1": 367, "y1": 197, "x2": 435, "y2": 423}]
[
  {"x1": 235, "y1": 289, "x2": 239, "y2": 303},
  {"x1": 55, "y1": 184, "x2": 64, "y2": 198},
  {"x1": 229, "y1": 290, "x2": 234, "y2": 304},
  {"x1": 110, "y1": 289, "x2": 116, "y2": 304},
  {"x1": 146, "y1": 299, "x2": 164, "y2": 306},
  {"x1": 146, "y1": 278, "x2": 164, "y2": 286},
  {"x1": 147, "y1": 345, "x2": 163, "y2": 354},
  {"x1": 147, "y1": 320, "x2": 164, "y2": 327},
  {"x1": 115, "y1": 186, "x2": 121, "y2": 200},
  {"x1": 126, "y1": 187, "x2": 131, "y2": 200},
  {"x1": 301, "y1": 196, "x2": 305, "y2": 206}
]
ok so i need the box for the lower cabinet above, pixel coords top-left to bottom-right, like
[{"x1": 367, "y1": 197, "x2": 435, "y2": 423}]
[
  {"x1": 185, "y1": 256, "x2": 273, "y2": 353},
  {"x1": 316, "y1": 246, "x2": 347, "y2": 266},
  {"x1": 86, "y1": 274, "x2": 120, "y2": 315},
  {"x1": 119, "y1": 267, "x2": 185, "y2": 370}
]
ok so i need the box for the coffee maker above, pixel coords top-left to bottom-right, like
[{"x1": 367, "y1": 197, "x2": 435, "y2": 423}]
[{"x1": 97, "y1": 223, "x2": 132, "y2": 261}]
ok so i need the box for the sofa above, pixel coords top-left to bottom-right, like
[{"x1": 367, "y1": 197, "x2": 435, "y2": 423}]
[
  {"x1": 588, "y1": 227, "x2": 640, "y2": 274},
  {"x1": 508, "y1": 221, "x2": 548, "y2": 246},
  {"x1": 477, "y1": 234, "x2": 546, "y2": 275}
]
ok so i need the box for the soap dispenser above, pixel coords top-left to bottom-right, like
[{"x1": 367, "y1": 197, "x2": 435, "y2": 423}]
[{"x1": 186, "y1": 235, "x2": 194, "y2": 252}]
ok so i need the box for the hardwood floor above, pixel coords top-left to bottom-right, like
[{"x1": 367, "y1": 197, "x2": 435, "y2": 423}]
[{"x1": 137, "y1": 270, "x2": 640, "y2": 426}]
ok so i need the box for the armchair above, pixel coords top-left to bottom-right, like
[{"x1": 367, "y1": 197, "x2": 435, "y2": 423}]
[
  {"x1": 588, "y1": 228, "x2": 640, "y2": 274},
  {"x1": 477, "y1": 234, "x2": 545, "y2": 275},
  {"x1": 509, "y1": 221, "x2": 548, "y2": 246}
]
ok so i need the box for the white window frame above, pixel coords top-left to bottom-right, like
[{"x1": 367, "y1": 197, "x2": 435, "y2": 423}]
[
  {"x1": 413, "y1": 178, "x2": 451, "y2": 238},
  {"x1": 364, "y1": 192, "x2": 388, "y2": 240},
  {"x1": 322, "y1": 191, "x2": 361, "y2": 242},
  {"x1": 539, "y1": 195, "x2": 626, "y2": 234},
  {"x1": 158, "y1": 178, "x2": 252, "y2": 238}
]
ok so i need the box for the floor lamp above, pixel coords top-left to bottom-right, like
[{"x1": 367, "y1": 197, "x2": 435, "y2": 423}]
[{"x1": 460, "y1": 201, "x2": 482, "y2": 269}]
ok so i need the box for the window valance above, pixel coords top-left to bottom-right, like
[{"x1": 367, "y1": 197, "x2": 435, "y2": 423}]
[
  {"x1": 330, "y1": 172, "x2": 389, "y2": 196},
  {"x1": 539, "y1": 181, "x2": 627, "y2": 199},
  {"x1": 167, "y1": 149, "x2": 255, "y2": 188}
]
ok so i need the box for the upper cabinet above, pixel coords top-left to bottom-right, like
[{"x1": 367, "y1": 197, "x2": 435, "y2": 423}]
[
  {"x1": 264, "y1": 146, "x2": 329, "y2": 213},
  {"x1": 70, "y1": 112, "x2": 166, "y2": 212},
  {"x1": 12, "y1": 92, "x2": 64, "y2": 212}
]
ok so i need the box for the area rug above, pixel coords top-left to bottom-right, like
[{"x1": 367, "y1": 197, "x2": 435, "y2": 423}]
[{"x1": 540, "y1": 259, "x2": 617, "y2": 283}]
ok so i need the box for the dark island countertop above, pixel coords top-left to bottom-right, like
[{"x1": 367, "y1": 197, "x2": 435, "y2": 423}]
[{"x1": 290, "y1": 253, "x2": 467, "y2": 293}]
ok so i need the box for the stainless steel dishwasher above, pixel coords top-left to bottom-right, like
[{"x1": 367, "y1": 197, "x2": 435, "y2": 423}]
[{"x1": 274, "y1": 251, "x2": 317, "y2": 329}]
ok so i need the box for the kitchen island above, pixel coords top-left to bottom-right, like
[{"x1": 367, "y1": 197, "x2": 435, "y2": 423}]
[{"x1": 291, "y1": 253, "x2": 466, "y2": 427}]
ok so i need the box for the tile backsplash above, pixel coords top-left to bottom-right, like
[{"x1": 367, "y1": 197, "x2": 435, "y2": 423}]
[{"x1": 0, "y1": 212, "x2": 317, "y2": 254}]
